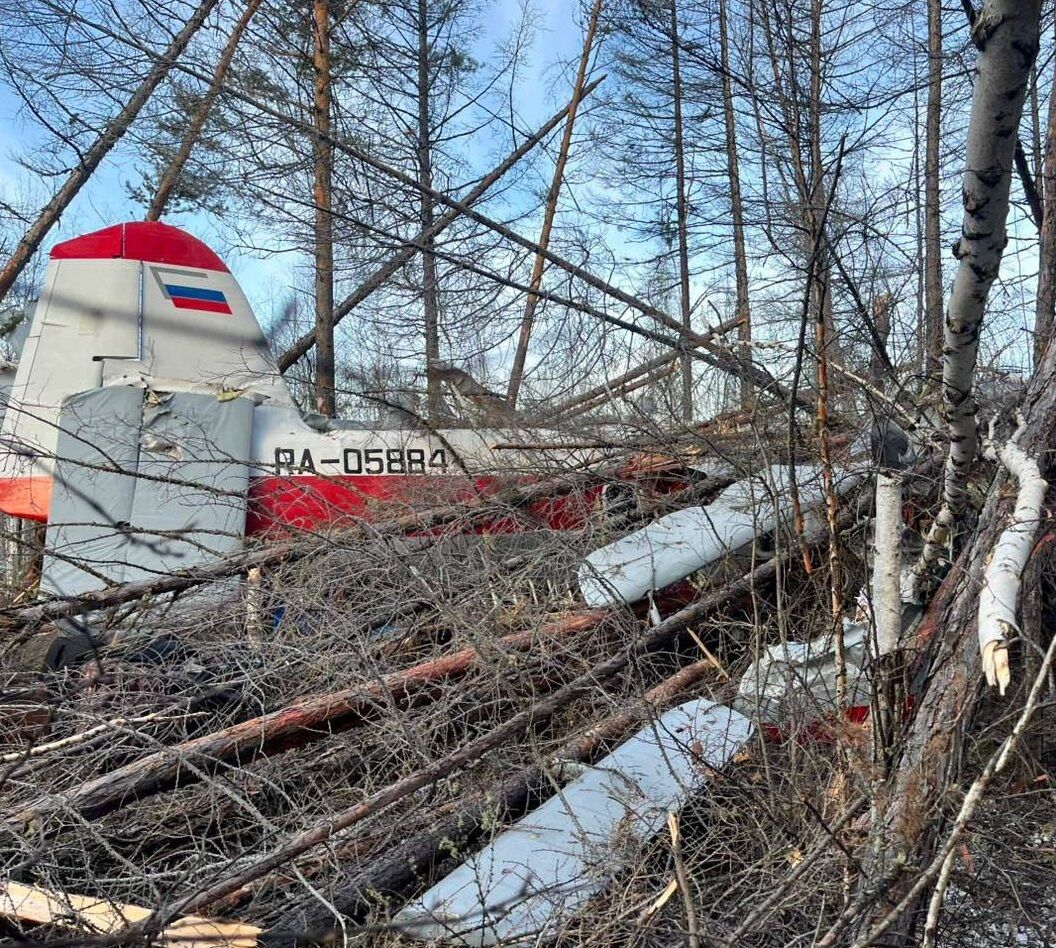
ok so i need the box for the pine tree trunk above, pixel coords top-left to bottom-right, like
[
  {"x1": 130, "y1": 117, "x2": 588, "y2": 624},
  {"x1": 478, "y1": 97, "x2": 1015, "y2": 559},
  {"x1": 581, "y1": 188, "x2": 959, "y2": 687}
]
[
  {"x1": 0, "y1": 0, "x2": 221, "y2": 303},
  {"x1": 275, "y1": 79, "x2": 603, "y2": 373},
  {"x1": 924, "y1": 0, "x2": 944, "y2": 378},
  {"x1": 718, "y1": 0, "x2": 751, "y2": 408},
  {"x1": 505, "y1": 0, "x2": 602, "y2": 407},
  {"x1": 417, "y1": 0, "x2": 441, "y2": 423},
  {"x1": 1036, "y1": 61, "x2": 1056, "y2": 362},
  {"x1": 670, "y1": 0, "x2": 693, "y2": 422},
  {"x1": 311, "y1": 0, "x2": 336, "y2": 417},
  {"x1": 146, "y1": 0, "x2": 261, "y2": 222}
]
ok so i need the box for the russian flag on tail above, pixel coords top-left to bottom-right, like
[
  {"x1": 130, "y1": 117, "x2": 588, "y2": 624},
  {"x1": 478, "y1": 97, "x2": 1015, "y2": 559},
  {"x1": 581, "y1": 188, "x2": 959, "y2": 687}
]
[{"x1": 162, "y1": 282, "x2": 232, "y2": 315}]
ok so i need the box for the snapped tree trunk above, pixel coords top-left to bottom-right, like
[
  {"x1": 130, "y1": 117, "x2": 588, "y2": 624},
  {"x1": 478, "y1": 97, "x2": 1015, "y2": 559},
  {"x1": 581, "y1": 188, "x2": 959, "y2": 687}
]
[
  {"x1": 0, "y1": 0, "x2": 221, "y2": 304},
  {"x1": 146, "y1": 0, "x2": 262, "y2": 221},
  {"x1": 863, "y1": 314, "x2": 1055, "y2": 943},
  {"x1": 863, "y1": 3, "x2": 1043, "y2": 939},
  {"x1": 506, "y1": 0, "x2": 602, "y2": 407},
  {"x1": 311, "y1": 0, "x2": 336, "y2": 417},
  {"x1": 911, "y1": 0, "x2": 1041, "y2": 597}
]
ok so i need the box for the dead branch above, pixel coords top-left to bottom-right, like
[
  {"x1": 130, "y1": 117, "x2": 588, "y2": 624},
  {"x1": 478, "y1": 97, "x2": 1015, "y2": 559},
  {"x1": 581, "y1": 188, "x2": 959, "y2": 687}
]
[{"x1": 4, "y1": 609, "x2": 607, "y2": 828}]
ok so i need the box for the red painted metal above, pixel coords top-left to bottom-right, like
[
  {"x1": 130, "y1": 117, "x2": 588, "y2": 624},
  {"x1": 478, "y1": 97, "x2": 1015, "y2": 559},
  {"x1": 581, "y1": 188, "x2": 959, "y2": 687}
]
[
  {"x1": 246, "y1": 474, "x2": 602, "y2": 536},
  {"x1": 51, "y1": 221, "x2": 229, "y2": 272}
]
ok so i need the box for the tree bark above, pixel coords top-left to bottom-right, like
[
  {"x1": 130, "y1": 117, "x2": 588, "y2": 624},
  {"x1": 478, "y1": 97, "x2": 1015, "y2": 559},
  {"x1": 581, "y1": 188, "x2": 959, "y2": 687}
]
[
  {"x1": 872, "y1": 472, "x2": 903, "y2": 656},
  {"x1": 146, "y1": 0, "x2": 262, "y2": 222},
  {"x1": 311, "y1": 0, "x2": 336, "y2": 417},
  {"x1": 1036, "y1": 60, "x2": 1056, "y2": 362},
  {"x1": 864, "y1": 5, "x2": 1045, "y2": 938},
  {"x1": 255, "y1": 658, "x2": 718, "y2": 942},
  {"x1": 506, "y1": 0, "x2": 602, "y2": 407},
  {"x1": 718, "y1": 0, "x2": 752, "y2": 408},
  {"x1": 924, "y1": 0, "x2": 944, "y2": 379},
  {"x1": 807, "y1": 0, "x2": 839, "y2": 391},
  {"x1": 0, "y1": 0, "x2": 221, "y2": 304},
  {"x1": 139, "y1": 553, "x2": 790, "y2": 924},
  {"x1": 911, "y1": 0, "x2": 1041, "y2": 597},
  {"x1": 863, "y1": 329, "x2": 1056, "y2": 941},
  {"x1": 88, "y1": 22, "x2": 787, "y2": 404},
  {"x1": 417, "y1": 0, "x2": 442, "y2": 422},
  {"x1": 670, "y1": 0, "x2": 694, "y2": 422}
]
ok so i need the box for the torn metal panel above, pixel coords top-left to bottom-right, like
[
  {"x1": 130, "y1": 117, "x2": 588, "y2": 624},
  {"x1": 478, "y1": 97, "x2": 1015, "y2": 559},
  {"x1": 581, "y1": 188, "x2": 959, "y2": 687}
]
[
  {"x1": 394, "y1": 699, "x2": 752, "y2": 946},
  {"x1": 579, "y1": 464, "x2": 859, "y2": 607},
  {"x1": 122, "y1": 391, "x2": 252, "y2": 582},
  {"x1": 733, "y1": 623, "x2": 871, "y2": 727},
  {"x1": 40, "y1": 386, "x2": 143, "y2": 596},
  {"x1": 41, "y1": 387, "x2": 251, "y2": 595}
]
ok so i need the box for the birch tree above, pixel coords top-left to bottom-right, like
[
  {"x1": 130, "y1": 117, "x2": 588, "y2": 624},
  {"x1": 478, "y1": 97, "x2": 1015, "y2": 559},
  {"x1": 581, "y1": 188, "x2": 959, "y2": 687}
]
[{"x1": 911, "y1": 0, "x2": 1042, "y2": 597}]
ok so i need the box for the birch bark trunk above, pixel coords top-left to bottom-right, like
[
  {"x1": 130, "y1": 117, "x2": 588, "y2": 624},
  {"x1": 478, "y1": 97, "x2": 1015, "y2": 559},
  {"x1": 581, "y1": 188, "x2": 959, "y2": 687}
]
[
  {"x1": 872, "y1": 473, "x2": 903, "y2": 657},
  {"x1": 911, "y1": 0, "x2": 1041, "y2": 598},
  {"x1": 860, "y1": 6, "x2": 1044, "y2": 938}
]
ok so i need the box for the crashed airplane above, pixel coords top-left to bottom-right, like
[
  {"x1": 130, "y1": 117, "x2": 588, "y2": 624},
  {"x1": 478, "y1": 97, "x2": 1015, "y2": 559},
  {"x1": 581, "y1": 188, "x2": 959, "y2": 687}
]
[{"x1": 0, "y1": 222, "x2": 597, "y2": 597}]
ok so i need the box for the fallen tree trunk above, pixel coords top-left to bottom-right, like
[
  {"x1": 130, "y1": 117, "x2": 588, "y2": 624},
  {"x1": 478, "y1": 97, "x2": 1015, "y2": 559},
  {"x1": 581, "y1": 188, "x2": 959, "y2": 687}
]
[
  {"x1": 506, "y1": 0, "x2": 603, "y2": 406},
  {"x1": 139, "y1": 549, "x2": 799, "y2": 927},
  {"x1": 145, "y1": 0, "x2": 263, "y2": 222},
  {"x1": 4, "y1": 609, "x2": 608, "y2": 828},
  {"x1": 52, "y1": 6, "x2": 790, "y2": 405},
  {"x1": 1, "y1": 464, "x2": 605, "y2": 629},
  {"x1": 859, "y1": 275, "x2": 1056, "y2": 940},
  {"x1": 245, "y1": 657, "x2": 719, "y2": 939},
  {"x1": 851, "y1": 4, "x2": 1047, "y2": 940},
  {"x1": 2, "y1": 435, "x2": 728, "y2": 630},
  {"x1": 0, "y1": 880, "x2": 259, "y2": 948}
]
